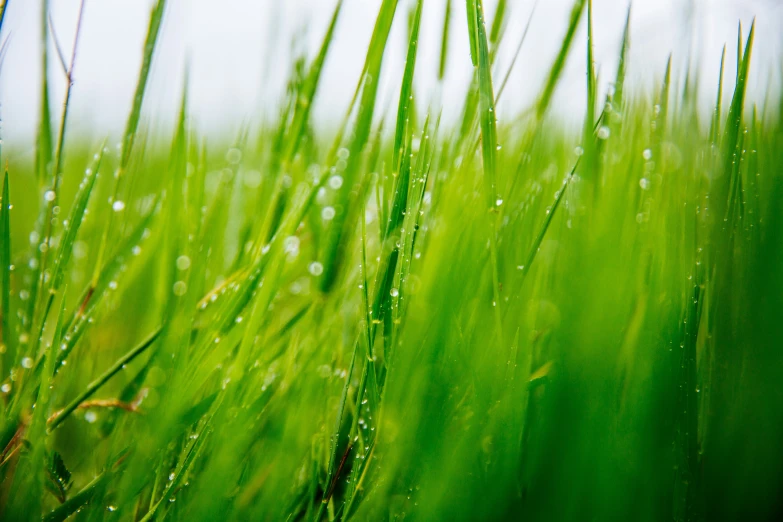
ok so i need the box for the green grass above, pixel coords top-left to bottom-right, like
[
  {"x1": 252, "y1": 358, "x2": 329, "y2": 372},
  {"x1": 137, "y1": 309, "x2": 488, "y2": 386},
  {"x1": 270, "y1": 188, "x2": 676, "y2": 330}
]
[{"x1": 1, "y1": 1, "x2": 783, "y2": 520}]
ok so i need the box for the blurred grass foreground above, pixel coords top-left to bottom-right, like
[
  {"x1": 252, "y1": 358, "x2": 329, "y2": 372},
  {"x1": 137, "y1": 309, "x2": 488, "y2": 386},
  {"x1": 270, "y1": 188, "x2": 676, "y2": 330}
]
[{"x1": 1, "y1": 0, "x2": 783, "y2": 520}]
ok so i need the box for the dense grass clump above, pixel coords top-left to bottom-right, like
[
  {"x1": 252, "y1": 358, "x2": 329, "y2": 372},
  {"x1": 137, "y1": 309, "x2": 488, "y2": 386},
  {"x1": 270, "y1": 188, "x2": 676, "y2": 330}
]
[{"x1": 1, "y1": 0, "x2": 783, "y2": 520}]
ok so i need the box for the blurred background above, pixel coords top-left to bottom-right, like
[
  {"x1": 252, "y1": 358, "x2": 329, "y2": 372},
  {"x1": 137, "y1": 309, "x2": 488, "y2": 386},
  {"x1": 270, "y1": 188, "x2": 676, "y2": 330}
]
[{"x1": 0, "y1": 0, "x2": 780, "y2": 144}]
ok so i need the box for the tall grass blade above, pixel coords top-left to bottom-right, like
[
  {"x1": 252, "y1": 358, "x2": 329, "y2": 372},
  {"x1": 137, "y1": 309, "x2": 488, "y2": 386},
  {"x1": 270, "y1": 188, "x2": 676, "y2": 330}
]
[
  {"x1": 536, "y1": 0, "x2": 586, "y2": 119},
  {"x1": 48, "y1": 326, "x2": 162, "y2": 432}
]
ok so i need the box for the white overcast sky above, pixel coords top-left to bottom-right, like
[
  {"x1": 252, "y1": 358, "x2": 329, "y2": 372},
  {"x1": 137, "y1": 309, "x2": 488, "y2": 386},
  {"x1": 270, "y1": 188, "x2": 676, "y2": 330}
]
[{"x1": 0, "y1": 0, "x2": 780, "y2": 144}]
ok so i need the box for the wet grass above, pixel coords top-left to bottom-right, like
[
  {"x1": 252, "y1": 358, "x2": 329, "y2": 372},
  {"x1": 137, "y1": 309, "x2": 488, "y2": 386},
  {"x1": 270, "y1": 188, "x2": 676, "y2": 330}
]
[{"x1": 1, "y1": 0, "x2": 783, "y2": 520}]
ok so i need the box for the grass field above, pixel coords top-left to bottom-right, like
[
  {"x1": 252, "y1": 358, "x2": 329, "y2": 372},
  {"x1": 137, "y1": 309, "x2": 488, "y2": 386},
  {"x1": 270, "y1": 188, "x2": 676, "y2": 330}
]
[{"x1": 1, "y1": 0, "x2": 783, "y2": 520}]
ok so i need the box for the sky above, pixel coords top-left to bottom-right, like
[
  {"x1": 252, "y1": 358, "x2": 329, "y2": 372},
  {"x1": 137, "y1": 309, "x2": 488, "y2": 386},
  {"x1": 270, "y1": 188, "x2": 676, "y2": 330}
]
[{"x1": 0, "y1": 0, "x2": 780, "y2": 145}]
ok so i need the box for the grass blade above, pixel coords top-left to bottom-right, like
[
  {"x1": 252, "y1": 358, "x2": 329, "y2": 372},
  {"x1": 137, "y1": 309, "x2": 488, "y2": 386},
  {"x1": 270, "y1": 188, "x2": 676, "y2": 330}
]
[
  {"x1": 438, "y1": 0, "x2": 451, "y2": 81},
  {"x1": 536, "y1": 0, "x2": 586, "y2": 120},
  {"x1": 48, "y1": 326, "x2": 162, "y2": 432},
  {"x1": 393, "y1": 0, "x2": 423, "y2": 174},
  {"x1": 320, "y1": 0, "x2": 399, "y2": 292},
  {"x1": 282, "y1": 0, "x2": 344, "y2": 164}
]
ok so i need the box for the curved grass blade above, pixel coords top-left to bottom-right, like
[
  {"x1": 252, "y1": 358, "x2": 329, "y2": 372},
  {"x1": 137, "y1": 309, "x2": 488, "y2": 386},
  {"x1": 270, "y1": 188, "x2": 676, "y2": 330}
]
[
  {"x1": 48, "y1": 326, "x2": 162, "y2": 432},
  {"x1": 517, "y1": 161, "x2": 577, "y2": 279},
  {"x1": 57, "y1": 203, "x2": 160, "y2": 368}
]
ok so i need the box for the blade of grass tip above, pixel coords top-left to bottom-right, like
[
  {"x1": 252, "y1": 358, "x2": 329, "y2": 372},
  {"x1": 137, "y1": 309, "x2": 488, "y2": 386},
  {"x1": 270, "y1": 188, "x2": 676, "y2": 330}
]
[
  {"x1": 1, "y1": 170, "x2": 11, "y2": 360},
  {"x1": 736, "y1": 22, "x2": 743, "y2": 82},
  {"x1": 438, "y1": 0, "x2": 451, "y2": 81},
  {"x1": 611, "y1": 5, "x2": 631, "y2": 108},
  {"x1": 393, "y1": 0, "x2": 423, "y2": 174},
  {"x1": 48, "y1": 326, "x2": 162, "y2": 432},
  {"x1": 710, "y1": 46, "x2": 726, "y2": 145},
  {"x1": 722, "y1": 21, "x2": 754, "y2": 181},
  {"x1": 92, "y1": 0, "x2": 167, "y2": 287},
  {"x1": 654, "y1": 54, "x2": 672, "y2": 144},
  {"x1": 536, "y1": 0, "x2": 586, "y2": 120},
  {"x1": 517, "y1": 161, "x2": 577, "y2": 279},
  {"x1": 323, "y1": 0, "x2": 398, "y2": 166},
  {"x1": 489, "y1": 0, "x2": 506, "y2": 48},
  {"x1": 282, "y1": 0, "x2": 343, "y2": 165},
  {"x1": 466, "y1": 0, "x2": 478, "y2": 67}
]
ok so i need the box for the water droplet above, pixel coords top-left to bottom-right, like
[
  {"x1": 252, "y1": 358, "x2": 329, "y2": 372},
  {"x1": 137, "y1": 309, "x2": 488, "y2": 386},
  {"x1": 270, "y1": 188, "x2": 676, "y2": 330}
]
[
  {"x1": 642, "y1": 148, "x2": 653, "y2": 161},
  {"x1": 495, "y1": 198, "x2": 503, "y2": 207},
  {"x1": 108, "y1": 280, "x2": 118, "y2": 290},
  {"x1": 321, "y1": 206, "x2": 336, "y2": 221},
  {"x1": 390, "y1": 288, "x2": 399, "y2": 297},
  {"x1": 112, "y1": 200, "x2": 126, "y2": 212},
  {"x1": 597, "y1": 126, "x2": 610, "y2": 140},
  {"x1": 0, "y1": 383, "x2": 10, "y2": 393},
  {"x1": 308, "y1": 262, "x2": 324, "y2": 276},
  {"x1": 84, "y1": 411, "x2": 97, "y2": 423},
  {"x1": 244, "y1": 169, "x2": 262, "y2": 189},
  {"x1": 21, "y1": 357, "x2": 33, "y2": 369},
  {"x1": 574, "y1": 146, "x2": 584, "y2": 156},
  {"x1": 283, "y1": 236, "x2": 300, "y2": 255},
  {"x1": 44, "y1": 190, "x2": 56, "y2": 202},
  {"x1": 176, "y1": 255, "x2": 191, "y2": 271},
  {"x1": 329, "y1": 175, "x2": 344, "y2": 190},
  {"x1": 173, "y1": 281, "x2": 187, "y2": 296},
  {"x1": 225, "y1": 148, "x2": 242, "y2": 164},
  {"x1": 639, "y1": 178, "x2": 650, "y2": 190},
  {"x1": 132, "y1": 245, "x2": 142, "y2": 256}
]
